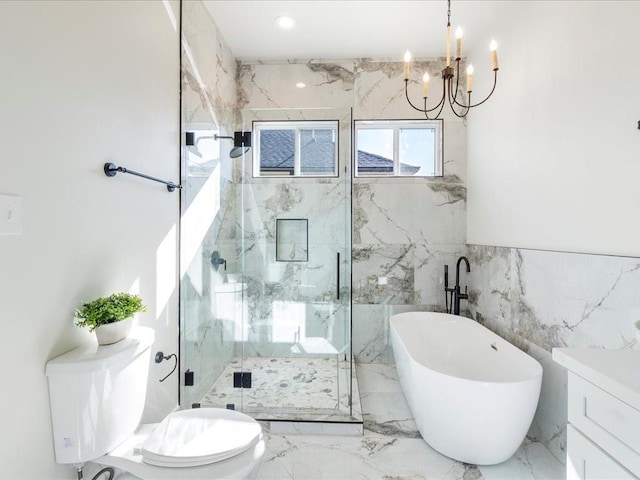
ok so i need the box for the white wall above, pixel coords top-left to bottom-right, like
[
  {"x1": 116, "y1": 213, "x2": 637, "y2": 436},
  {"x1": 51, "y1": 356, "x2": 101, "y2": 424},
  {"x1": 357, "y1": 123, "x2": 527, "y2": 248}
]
[
  {"x1": 0, "y1": 1, "x2": 179, "y2": 478},
  {"x1": 467, "y1": 1, "x2": 640, "y2": 257}
]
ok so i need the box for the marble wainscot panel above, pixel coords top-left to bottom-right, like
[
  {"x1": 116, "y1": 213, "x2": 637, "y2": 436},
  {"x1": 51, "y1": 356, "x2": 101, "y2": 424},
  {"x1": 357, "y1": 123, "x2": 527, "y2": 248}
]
[{"x1": 467, "y1": 244, "x2": 640, "y2": 463}]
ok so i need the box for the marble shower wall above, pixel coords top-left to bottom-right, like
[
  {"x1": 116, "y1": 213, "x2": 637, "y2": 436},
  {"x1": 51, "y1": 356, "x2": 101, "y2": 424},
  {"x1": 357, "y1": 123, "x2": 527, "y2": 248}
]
[
  {"x1": 234, "y1": 106, "x2": 352, "y2": 358},
  {"x1": 467, "y1": 244, "x2": 640, "y2": 462},
  {"x1": 180, "y1": 1, "x2": 239, "y2": 407},
  {"x1": 237, "y1": 59, "x2": 468, "y2": 362}
]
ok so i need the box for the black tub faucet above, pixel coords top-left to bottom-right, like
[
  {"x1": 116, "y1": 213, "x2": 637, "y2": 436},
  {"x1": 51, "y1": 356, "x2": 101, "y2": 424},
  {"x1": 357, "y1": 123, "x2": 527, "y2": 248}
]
[{"x1": 453, "y1": 256, "x2": 471, "y2": 315}]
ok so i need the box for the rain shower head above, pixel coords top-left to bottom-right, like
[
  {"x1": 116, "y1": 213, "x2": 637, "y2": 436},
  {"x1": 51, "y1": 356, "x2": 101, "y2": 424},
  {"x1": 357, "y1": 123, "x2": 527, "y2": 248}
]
[{"x1": 215, "y1": 132, "x2": 252, "y2": 158}]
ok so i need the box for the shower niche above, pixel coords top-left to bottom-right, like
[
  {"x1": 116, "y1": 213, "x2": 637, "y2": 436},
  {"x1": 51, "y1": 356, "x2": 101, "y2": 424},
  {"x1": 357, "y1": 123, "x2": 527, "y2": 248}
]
[{"x1": 276, "y1": 218, "x2": 308, "y2": 262}]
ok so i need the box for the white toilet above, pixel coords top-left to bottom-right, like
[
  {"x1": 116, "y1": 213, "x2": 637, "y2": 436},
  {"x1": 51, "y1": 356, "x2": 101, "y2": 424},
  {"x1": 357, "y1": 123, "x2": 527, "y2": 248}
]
[{"x1": 45, "y1": 327, "x2": 264, "y2": 479}]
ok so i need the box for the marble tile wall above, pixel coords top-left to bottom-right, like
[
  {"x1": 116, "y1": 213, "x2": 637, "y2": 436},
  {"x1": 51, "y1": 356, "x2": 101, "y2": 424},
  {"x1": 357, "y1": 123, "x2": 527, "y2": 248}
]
[
  {"x1": 467, "y1": 244, "x2": 640, "y2": 463},
  {"x1": 352, "y1": 59, "x2": 468, "y2": 363},
  {"x1": 180, "y1": 1, "x2": 239, "y2": 407},
  {"x1": 237, "y1": 59, "x2": 468, "y2": 363},
  {"x1": 231, "y1": 106, "x2": 352, "y2": 358}
]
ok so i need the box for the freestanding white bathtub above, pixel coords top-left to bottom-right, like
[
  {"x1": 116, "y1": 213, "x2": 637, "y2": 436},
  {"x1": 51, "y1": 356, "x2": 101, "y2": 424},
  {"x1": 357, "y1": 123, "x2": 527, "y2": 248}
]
[{"x1": 390, "y1": 311, "x2": 542, "y2": 465}]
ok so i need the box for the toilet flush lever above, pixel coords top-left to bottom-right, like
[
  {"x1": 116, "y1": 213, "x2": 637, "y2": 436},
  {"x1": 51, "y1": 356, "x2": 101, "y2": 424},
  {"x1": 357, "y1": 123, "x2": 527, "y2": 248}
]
[{"x1": 155, "y1": 351, "x2": 177, "y2": 383}]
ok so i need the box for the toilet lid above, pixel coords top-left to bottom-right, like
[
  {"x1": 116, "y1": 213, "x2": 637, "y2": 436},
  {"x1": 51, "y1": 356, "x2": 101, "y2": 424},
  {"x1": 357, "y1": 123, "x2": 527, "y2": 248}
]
[{"x1": 141, "y1": 408, "x2": 263, "y2": 468}]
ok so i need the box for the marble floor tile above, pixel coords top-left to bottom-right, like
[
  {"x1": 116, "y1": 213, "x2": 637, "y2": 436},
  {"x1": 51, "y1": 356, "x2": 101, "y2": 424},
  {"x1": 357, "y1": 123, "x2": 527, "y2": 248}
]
[
  {"x1": 359, "y1": 391, "x2": 419, "y2": 438},
  {"x1": 355, "y1": 362, "x2": 402, "y2": 393},
  {"x1": 258, "y1": 432, "x2": 474, "y2": 480},
  {"x1": 200, "y1": 356, "x2": 362, "y2": 423},
  {"x1": 201, "y1": 356, "x2": 348, "y2": 410},
  {"x1": 480, "y1": 440, "x2": 566, "y2": 480},
  {"x1": 258, "y1": 363, "x2": 565, "y2": 480}
]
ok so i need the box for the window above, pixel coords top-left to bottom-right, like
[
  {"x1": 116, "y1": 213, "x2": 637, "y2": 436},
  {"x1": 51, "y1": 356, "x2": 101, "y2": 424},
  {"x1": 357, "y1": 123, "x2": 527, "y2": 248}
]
[
  {"x1": 355, "y1": 120, "x2": 443, "y2": 177},
  {"x1": 254, "y1": 121, "x2": 339, "y2": 177}
]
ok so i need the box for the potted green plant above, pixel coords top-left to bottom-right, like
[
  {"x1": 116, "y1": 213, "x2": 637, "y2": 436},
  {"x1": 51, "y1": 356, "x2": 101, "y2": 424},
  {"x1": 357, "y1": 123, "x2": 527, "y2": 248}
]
[{"x1": 75, "y1": 292, "x2": 147, "y2": 345}]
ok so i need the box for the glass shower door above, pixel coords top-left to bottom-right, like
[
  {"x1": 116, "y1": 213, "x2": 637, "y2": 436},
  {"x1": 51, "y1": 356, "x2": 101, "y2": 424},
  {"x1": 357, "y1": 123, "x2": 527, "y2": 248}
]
[{"x1": 237, "y1": 107, "x2": 352, "y2": 420}]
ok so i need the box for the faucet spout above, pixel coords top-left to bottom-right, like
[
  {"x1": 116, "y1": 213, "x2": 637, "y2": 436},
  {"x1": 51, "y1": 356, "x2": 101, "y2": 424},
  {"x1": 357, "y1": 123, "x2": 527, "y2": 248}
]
[
  {"x1": 455, "y1": 256, "x2": 470, "y2": 287},
  {"x1": 453, "y1": 256, "x2": 471, "y2": 315}
]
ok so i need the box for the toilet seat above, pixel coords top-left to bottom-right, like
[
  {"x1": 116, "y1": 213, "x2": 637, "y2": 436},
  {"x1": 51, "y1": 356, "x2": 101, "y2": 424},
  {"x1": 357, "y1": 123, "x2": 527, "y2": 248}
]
[
  {"x1": 141, "y1": 409, "x2": 263, "y2": 468},
  {"x1": 95, "y1": 410, "x2": 265, "y2": 480}
]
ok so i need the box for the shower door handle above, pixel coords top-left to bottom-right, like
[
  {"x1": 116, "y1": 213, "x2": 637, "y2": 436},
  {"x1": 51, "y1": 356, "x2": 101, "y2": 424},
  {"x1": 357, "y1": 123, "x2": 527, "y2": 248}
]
[{"x1": 336, "y1": 252, "x2": 340, "y2": 300}]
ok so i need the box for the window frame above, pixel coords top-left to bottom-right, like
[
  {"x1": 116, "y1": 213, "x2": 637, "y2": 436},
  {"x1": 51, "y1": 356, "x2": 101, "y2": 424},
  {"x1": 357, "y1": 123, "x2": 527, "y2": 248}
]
[
  {"x1": 253, "y1": 120, "x2": 340, "y2": 178},
  {"x1": 354, "y1": 119, "x2": 444, "y2": 178}
]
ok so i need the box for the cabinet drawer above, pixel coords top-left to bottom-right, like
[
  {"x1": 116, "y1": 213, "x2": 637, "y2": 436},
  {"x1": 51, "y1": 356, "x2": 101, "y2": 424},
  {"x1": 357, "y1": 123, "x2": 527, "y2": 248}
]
[
  {"x1": 567, "y1": 425, "x2": 636, "y2": 480},
  {"x1": 569, "y1": 373, "x2": 640, "y2": 476}
]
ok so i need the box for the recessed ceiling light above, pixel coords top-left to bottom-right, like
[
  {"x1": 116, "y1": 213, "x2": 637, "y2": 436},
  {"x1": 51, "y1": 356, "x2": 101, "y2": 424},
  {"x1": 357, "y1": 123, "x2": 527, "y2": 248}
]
[
  {"x1": 296, "y1": 82, "x2": 306, "y2": 89},
  {"x1": 275, "y1": 16, "x2": 295, "y2": 29}
]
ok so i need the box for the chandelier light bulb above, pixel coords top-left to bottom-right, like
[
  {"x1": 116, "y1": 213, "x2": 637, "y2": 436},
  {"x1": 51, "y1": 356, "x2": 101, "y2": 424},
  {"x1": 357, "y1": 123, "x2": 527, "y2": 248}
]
[
  {"x1": 455, "y1": 26, "x2": 463, "y2": 58},
  {"x1": 490, "y1": 39, "x2": 499, "y2": 70},
  {"x1": 466, "y1": 64, "x2": 474, "y2": 93},
  {"x1": 404, "y1": 51, "x2": 412, "y2": 80},
  {"x1": 422, "y1": 72, "x2": 430, "y2": 97}
]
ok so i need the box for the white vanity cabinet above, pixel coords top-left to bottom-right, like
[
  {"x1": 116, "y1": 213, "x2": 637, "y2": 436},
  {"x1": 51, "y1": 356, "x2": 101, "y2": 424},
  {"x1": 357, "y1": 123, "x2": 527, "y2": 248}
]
[{"x1": 553, "y1": 349, "x2": 640, "y2": 480}]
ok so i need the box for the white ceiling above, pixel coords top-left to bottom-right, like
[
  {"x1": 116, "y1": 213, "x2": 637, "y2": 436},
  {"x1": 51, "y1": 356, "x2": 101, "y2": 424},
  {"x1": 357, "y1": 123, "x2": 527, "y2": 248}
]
[{"x1": 203, "y1": 1, "x2": 507, "y2": 61}]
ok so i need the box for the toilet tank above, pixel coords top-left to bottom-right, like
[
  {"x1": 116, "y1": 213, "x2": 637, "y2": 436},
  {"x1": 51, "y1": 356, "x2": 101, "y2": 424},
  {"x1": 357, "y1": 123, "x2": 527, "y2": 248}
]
[{"x1": 46, "y1": 327, "x2": 154, "y2": 464}]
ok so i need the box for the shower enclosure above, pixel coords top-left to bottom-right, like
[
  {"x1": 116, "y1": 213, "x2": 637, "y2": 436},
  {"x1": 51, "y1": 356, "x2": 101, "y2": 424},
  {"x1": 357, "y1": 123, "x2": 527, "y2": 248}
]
[{"x1": 179, "y1": 104, "x2": 354, "y2": 420}]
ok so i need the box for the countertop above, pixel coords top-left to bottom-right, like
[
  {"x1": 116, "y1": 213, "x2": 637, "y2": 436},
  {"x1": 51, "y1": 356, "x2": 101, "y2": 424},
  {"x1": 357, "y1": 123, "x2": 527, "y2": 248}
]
[{"x1": 552, "y1": 348, "x2": 640, "y2": 408}]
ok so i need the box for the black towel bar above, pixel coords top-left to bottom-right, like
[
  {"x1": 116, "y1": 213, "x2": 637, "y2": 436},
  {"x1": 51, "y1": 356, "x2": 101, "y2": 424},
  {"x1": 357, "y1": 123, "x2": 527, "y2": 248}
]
[{"x1": 103, "y1": 163, "x2": 181, "y2": 192}]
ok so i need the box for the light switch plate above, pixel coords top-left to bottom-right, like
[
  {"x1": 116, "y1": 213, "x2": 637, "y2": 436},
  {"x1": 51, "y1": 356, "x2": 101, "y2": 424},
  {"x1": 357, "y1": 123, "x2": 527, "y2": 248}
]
[{"x1": 0, "y1": 194, "x2": 22, "y2": 235}]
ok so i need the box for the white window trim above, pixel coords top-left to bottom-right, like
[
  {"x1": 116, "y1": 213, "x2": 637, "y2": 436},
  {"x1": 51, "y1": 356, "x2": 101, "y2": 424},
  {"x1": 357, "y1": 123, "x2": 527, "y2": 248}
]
[
  {"x1": 253, "y1": 120, "x2": 339, "y2": 178},
  {"x1": 354, "y1": 119, "x2": 444, "y2": 177}
]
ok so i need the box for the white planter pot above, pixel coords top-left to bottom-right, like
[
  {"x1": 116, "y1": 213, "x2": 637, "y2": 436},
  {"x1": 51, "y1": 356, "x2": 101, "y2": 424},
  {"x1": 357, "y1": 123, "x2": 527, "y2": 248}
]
[{"x1": 95, "y1": 317, "x2": 132, "y2": 345}]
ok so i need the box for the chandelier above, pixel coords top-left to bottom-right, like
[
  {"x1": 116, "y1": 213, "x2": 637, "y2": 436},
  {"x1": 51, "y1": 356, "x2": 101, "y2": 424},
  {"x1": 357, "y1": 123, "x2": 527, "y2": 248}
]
[{"x1": 403, "y1": 0, "x2": 499, "y2": 119}]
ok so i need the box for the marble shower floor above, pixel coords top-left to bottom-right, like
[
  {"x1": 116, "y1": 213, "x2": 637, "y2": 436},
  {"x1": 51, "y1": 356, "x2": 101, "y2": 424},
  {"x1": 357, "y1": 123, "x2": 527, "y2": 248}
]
[
  {"x1": 200, "y1": 356, "x2": 362, "y2": 423},
  {"x1": 257, "y1": 363, "x2": 565, "y2": 479}
]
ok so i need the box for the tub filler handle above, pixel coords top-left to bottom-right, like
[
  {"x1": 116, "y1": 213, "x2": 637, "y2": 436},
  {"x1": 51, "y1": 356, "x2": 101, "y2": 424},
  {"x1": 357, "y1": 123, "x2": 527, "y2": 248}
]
[{"x1": 336, "y1": 252, "x2": 341, "y2": 300}]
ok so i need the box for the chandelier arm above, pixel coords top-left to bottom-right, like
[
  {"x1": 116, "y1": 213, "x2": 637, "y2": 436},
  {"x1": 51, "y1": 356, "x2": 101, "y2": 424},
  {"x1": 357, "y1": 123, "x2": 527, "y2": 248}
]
[
  {"x1": 405, "y1": 79, "x2": 446, "y2": 114},
  {"x1": 465, "y1": 70, "x2": 498, "y2": 108},
  {"x1": 450, "y1": 59, "x2": 462, "y2": 104},
  {"x1": 432, "y1": 90, "x2": 448, "y2": 119},
  {"x1": 423, "y1": 98, "x2": 431, "y2": 120},
  {"x1": 449, "y1": 94, "x2": 471, "y2": 118},
  {"x1": 448, "y1": 74, "x2": 471, "y2": 110},
  {"x1": 404, "y1": 80, "x2": 429, "y2": 113},
  {"x1": 447, "y1": 82, "x2": 470, "y2": 118},
  {"x1": 447, "y1": 76, "x2": 466, "y2": 111},
  {"x1": 430, "y1": 84, "x2": 447, "y2": 114}
]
